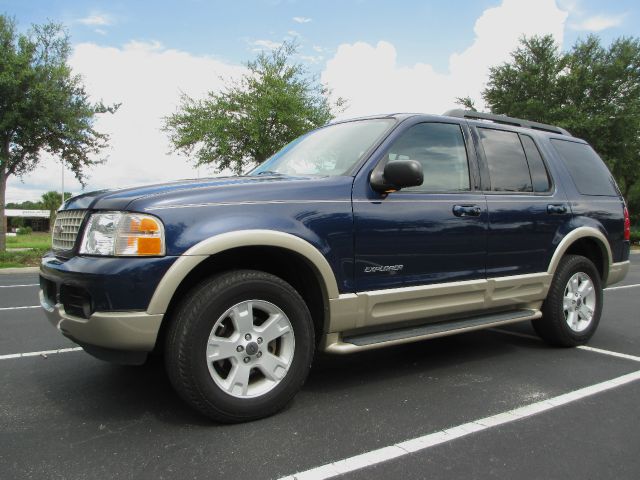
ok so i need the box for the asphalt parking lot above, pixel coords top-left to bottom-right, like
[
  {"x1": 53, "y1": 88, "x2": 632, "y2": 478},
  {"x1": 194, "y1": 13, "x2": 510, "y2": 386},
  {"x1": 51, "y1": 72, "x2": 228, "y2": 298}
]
[{"x1": 1, "y1": 255, "x2": 639, "y2": 479}]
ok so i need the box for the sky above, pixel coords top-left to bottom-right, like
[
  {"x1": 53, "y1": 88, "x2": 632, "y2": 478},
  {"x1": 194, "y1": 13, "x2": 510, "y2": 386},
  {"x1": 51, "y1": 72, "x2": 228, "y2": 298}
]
[{"x1": 2, "y1": 0, "x2": 639, "y2": 203}]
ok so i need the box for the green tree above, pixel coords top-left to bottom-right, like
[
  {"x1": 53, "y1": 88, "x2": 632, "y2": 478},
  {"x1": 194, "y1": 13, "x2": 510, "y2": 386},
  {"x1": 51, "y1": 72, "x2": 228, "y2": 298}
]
[
  {"x1": 455, "y1": 96, "x2": 478, "y2": 111},
  {"x1": 0, "y1": 16, "x2": 119, "y2": 251},
  {"x1": 41, "y1": 190, "x2": 72, "y2": 228},
  {"x1": 164, "y1": 42, "x2": 344, "y2": 174},
  {"x1": 482, "y1": 34, "x2": 640, "y2": 201}
]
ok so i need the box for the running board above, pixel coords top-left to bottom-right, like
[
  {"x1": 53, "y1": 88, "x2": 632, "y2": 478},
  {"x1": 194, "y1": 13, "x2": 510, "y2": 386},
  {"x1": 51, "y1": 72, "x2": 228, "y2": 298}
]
[{"x1": 324, "y1": 309, "x2": 541, "y2": 354}]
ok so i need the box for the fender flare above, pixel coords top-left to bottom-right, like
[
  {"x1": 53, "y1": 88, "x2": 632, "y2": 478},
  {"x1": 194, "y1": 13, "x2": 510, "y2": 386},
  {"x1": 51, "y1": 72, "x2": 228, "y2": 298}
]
[
  {"x1": 147, "y1": 230, "x2": 340, "y2": 315},
  {"x1": 547, "y1": 226, "x2": 612, "y2": 282}
]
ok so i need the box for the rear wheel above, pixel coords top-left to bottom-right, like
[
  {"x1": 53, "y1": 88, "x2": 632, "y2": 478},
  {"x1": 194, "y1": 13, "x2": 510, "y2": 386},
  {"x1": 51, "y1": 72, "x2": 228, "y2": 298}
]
[
  {"x1": 165, "y1": 270, "x2": 315, "y2": 422},
  {"x1": 533, "y1": 254, "x2": 603, "y2": 347}
]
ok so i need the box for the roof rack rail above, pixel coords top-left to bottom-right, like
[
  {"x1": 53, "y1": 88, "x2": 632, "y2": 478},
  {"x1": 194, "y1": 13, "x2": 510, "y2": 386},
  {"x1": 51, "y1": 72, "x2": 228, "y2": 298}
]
[{"x1": 443, "y1": 109, "x2": 571, "y2": 136}]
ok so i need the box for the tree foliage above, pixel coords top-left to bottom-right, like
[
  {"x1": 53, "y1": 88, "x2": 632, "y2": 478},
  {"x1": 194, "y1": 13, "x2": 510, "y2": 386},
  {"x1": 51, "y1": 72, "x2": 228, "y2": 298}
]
[
  {"x1": 0, "y1": 15, "x2": 118, "y2": 251},
  {"x1": 164, "y1": 42, "x2": 344, "y2": 174},
  {"x1": 41, "y1": 190, "x2": 72, "y2": 227},
  {"x1": 482, "y1": 34, "x2": 640, "y2": 210}
]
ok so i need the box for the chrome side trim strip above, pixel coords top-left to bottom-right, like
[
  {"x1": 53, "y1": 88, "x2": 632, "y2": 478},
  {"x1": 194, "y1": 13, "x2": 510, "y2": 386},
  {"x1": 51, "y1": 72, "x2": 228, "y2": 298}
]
[{"x1": 146, "y1": 199, "x2": 351, "y2": 211}]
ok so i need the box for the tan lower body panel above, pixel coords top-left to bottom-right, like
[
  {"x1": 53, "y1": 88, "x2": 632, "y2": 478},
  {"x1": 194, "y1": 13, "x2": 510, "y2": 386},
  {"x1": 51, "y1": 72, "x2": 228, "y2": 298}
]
[
  {"x1": 606, "y1": 261, "x2": 630, "y2": 287},
  {"x1": 326, "y1": 272, "x2": 552, "y2": 333},
  {"x1": 40, "y1": 291, "x2": 163, "y2": 351}
]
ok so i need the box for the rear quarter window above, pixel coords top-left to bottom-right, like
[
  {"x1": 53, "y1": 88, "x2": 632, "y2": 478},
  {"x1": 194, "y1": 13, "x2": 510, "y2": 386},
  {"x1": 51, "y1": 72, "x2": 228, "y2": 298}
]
[{"x1": 550, "y1": 139, "x2": 618, "y2": 196}]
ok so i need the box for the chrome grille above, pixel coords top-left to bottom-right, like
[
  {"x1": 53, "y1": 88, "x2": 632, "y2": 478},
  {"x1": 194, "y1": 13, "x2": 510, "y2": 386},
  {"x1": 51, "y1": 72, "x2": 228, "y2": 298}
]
[{"x1": 52, "y1": 210, "x2": 86, "y2": 251}]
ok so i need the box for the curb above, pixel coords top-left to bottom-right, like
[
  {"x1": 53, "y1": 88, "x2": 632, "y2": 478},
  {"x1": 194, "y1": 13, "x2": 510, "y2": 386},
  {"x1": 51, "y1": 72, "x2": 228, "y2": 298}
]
[{"x1": 0, "y1": 267, "x2": 39, "y2": 275}]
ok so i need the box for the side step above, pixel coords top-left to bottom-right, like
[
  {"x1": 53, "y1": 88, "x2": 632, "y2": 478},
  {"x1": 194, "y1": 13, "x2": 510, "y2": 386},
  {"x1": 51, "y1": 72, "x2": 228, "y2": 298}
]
[{"x1": 325, "y1": 309, "x2": 541, "y2": 354}]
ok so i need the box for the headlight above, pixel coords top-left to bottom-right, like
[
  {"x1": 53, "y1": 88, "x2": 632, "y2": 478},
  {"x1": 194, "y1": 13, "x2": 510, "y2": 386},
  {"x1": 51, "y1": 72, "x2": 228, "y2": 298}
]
[{"x1": 80, "y1": 212, "x2": 165, "y2": 256}]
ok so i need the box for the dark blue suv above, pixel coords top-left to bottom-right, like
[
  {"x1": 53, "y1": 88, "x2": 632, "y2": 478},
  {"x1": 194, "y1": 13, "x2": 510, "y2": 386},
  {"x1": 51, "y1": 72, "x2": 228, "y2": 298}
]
[{"x1": 40, "y1": 110, "x2": 631, "y2": 422}]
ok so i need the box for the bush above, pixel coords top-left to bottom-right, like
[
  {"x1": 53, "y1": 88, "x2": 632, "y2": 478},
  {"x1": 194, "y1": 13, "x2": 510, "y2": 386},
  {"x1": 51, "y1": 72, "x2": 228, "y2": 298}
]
[
  {"x1": 631, "y1": 230, "x2": 640, "y2": 245},
  {"x1": 16, "y1": 226, "x2": 33, "y2": 235}
]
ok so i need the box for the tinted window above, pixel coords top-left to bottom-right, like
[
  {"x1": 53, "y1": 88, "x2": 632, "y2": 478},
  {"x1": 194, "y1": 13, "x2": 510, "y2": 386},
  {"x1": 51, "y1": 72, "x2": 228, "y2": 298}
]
[
  {"x1": 520, "y1": 135, "x2": 551, "y2": 192},
  {"x1": 479, "y1": 128, "x2": 532, "y2": 192},
  {"x1": 550, "y1": 139, "x2": 618, "y2": 196},
  {"x1": 387, "y1": 123, "x2": 470, "y2": 192}
]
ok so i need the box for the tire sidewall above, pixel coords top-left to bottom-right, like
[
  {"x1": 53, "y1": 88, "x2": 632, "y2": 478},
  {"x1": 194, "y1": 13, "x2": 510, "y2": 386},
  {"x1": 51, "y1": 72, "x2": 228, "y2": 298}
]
[
  {"x1": 546, "y1": 255, "x2": 603, "y2": 344},
  {"x1": 174, "y1": 272, "x2": 314, "y2": 419}
]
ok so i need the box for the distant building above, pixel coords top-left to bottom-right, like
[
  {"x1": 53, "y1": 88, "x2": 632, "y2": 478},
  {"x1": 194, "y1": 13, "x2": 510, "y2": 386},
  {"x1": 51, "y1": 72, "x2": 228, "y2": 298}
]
[{"x1": 4, "y1": 209, "x2": 51, "y2": 232}]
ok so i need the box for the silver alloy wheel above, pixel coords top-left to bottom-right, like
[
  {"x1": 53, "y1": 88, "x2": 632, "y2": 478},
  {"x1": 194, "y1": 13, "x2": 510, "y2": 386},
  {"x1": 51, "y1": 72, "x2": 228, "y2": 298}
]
[
  {"x1": 563, "y1": 272, "x2": 597, "y2": 333},
  {"x1": 205, "y1": 300, "x2": 295, "y2": 398}
]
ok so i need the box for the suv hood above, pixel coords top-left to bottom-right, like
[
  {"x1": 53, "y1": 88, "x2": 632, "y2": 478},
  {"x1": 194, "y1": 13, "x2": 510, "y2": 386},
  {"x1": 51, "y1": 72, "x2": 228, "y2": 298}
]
[{"x1": 62, "y1": 175, "x2": 342, "y2": 212}]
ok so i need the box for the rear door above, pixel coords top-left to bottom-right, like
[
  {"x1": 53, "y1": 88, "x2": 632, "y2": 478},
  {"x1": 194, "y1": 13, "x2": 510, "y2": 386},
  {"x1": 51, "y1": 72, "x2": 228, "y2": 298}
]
[{"x1": 472, "y1": 126, "x2": 570, "y2": 277}]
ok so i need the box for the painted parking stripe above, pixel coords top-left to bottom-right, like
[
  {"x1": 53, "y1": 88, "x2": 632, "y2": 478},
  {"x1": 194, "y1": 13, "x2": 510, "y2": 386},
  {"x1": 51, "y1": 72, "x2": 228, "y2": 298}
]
[
  {"x1": 279, "y1": 370, "x2": 640, "y2": 480},
  {"x1": 577, "y1": 345, "x2": 640, "y2": 362},
  {"x1": 491, "y1": 329, "x2": 640, "y2": 362},
  {"x1": 0, "y1": 284, "x2": 39, "y2": 288},
  {"x1": 0, "y1": 305, "x2": 40, "y2": 311},
  {"x1": 0, "y1": 347, "x2": 83, "y2": 360},
  {"x1": 604, "y1": 283, "x2": 640, "y2": 291}
]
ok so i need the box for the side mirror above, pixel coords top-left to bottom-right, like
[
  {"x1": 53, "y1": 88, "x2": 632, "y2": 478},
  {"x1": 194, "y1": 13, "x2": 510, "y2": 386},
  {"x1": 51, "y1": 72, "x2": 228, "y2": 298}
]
[{"x1": 370, "y1": 159, "x2": 424, "y2": 193}]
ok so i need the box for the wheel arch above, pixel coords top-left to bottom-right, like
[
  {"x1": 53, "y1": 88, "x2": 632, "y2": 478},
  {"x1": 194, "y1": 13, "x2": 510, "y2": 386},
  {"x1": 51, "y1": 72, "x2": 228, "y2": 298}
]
[
  {"x1": 147, "y1": 230, "x2": 340, "y2": 346},
  {"x1": 547, "y1": 227, "x2": 612, "y2": 283}
]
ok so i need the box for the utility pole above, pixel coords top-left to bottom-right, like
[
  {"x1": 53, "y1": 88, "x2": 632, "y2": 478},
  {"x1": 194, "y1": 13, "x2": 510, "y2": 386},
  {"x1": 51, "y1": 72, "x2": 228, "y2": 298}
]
[{"x1": 61, "y1": 159, "x2": 65, "y2": 210}]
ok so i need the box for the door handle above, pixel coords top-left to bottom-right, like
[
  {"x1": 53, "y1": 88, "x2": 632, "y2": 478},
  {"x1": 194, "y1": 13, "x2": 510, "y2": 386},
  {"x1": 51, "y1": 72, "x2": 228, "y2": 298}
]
[
  {"x1": 547, "y1": 204, "x2": 568, "y2": 215},
  {"x1": 453, "y1": 205, "x2": 482, "y2": 217}
]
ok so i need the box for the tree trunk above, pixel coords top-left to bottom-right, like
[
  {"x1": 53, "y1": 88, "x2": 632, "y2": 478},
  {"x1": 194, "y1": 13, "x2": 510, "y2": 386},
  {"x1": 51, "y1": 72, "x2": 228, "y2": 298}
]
[{"x1": 0, "y1": 164, "x2": 7, "y2": 253}]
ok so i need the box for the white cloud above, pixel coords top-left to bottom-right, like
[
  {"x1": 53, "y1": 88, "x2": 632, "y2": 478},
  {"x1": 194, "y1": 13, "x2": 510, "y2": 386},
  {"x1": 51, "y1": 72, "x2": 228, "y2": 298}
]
[
  {"x1": 569, "y1": 13, "x2": 626, "y2": 32},
  {"x1": 77, "y1": 13, "x2": 113, "y2": 27},
  {"x1": 321, "y1": 0, "x2": 568, "y2": 119},
  {"x1": 251, "y1": 39, "x2": 282, "y2": 51},
  {"x1": 292, "y1": 16, "x2": 312, "y2": 24},
  {"x1": 6, "y1": 41, "x2": 245, "y2": 203}
]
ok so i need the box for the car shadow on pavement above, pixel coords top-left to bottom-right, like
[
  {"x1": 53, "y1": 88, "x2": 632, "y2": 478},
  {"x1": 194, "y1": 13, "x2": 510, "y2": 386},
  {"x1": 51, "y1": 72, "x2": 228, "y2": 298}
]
[{"x1": 33, "y1": 328, "x2": 548, "y2": 428}]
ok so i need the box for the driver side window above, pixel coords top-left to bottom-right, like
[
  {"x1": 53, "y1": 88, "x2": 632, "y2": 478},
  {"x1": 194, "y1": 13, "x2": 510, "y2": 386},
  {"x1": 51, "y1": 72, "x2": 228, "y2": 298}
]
[{"x1": 387, "y1": 122, "x2": 470, "y2": 192}]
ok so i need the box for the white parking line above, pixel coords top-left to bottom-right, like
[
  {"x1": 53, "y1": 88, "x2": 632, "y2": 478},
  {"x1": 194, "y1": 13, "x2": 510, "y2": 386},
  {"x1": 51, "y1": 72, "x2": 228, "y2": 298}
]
[
  {"x1": 279, "y1": 369, "x2": 640, "y2": 480},
  {"x1": 0, "y1": 347, "x2": 83, "y2": 360},
  {"x1": 577, "y1": 345, "x2": 640, "y2": 362},
  {"x1": 0, "y1": 305, "x2": 40, "y2": 311},
  {"x1": 605, "y1": 283, "x2": 640, "y2": 291},
  {"x1": 0, "y1": 284, "x2": 38, "y2": 288}
]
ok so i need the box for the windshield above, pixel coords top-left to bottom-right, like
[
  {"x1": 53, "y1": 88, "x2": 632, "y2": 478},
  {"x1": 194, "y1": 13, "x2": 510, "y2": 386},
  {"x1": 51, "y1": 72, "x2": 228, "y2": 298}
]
[{"x1": 250, "y1": 119, "x2": 395, "y2": 176}]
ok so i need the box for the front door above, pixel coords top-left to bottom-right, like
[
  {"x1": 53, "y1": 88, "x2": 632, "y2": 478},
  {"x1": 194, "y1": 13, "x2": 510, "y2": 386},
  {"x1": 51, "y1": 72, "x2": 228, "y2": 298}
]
[{"x1": 353, "y1": 120, "x2": 488, "y2": 293}]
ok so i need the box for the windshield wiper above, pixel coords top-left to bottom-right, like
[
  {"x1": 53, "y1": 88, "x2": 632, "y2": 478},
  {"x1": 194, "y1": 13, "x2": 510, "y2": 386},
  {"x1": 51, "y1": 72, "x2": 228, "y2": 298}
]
[{"x1": 255, "y1": 170, "x2": 285, "y2": 176}]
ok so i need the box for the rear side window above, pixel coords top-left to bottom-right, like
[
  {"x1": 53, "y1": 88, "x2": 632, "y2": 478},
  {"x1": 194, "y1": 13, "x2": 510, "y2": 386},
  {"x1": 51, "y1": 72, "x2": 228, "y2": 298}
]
[
  {"x1": 386, "y1": 122, "x2": 470, "y2": 192},
  {"x1": 520, "y1": 135, "x2": 551, "y2": 192},
  {"x1": 478, "y1": 128, "x2": 532, "y2": 192},
  {"x1": 550, "y1": 139, "x2": 617, "y2": 196}
]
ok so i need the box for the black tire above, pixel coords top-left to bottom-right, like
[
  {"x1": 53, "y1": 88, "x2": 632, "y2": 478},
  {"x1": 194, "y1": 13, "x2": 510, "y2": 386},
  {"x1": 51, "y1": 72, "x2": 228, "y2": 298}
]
[
  {"x1": 165, "y1": 270, "x2": 315, "y2": 423},
  {"x1": 533, "y1": 254, "x2": 603, "y2": 347}
]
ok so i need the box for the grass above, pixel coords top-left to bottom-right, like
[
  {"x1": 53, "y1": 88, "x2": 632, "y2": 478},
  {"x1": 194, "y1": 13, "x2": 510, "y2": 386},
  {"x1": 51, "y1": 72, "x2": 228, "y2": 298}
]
[
  {"x1": 1, "y1": 232, "x2": 51, "y2": 268},
  {"x1": 6, "y1": 232, "x2": 52, "y2": 250},
  {"x1": 0, "y1": 247, "x2": 49, "y2": 268}
]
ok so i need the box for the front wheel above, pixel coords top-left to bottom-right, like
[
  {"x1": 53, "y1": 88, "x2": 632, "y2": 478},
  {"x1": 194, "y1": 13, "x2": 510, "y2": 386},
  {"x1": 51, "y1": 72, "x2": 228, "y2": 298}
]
[
  {"x1": 165, "y1": 270, "x2": 315, "y2": 422},
  {"x1": 533, "y1": 254, "x2": 603, "y2": 347}
]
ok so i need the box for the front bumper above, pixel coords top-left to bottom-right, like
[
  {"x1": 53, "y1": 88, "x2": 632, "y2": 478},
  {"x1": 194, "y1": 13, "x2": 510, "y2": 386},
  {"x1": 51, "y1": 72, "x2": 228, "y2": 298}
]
[{"x1": 40, "y1": 290, "x2": 163, "y2": 352}]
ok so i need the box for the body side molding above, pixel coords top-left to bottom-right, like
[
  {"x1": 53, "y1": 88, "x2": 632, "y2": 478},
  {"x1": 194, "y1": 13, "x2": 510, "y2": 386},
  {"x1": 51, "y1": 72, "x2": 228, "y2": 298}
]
[{"x1": 147, "y1": 230, "x2": 340, "y2": 315}]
